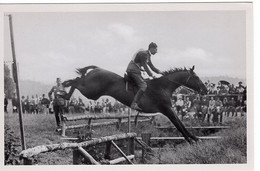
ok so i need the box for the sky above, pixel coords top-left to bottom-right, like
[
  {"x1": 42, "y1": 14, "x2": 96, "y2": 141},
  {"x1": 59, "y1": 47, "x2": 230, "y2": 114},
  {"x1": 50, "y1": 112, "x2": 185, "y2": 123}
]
[{"x1": 4, "y1": 11, "x2": 246, "y2": 85}]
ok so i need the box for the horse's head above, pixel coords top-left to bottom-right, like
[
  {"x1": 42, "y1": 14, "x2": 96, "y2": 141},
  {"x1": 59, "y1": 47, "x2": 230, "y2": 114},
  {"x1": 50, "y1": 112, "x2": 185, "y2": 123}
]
[
  {"x1": 162, "y1": 66, "x2": 207, "y2": 95},
  {"x1": 183, "y1": 66, "x2": 207, "y2": 95}
]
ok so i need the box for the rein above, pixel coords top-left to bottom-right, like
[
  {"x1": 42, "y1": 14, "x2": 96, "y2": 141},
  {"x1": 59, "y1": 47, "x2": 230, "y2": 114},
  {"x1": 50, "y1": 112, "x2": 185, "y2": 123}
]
[{"x1": 164, "y1": 71, "x2": 192, "y2": 86}]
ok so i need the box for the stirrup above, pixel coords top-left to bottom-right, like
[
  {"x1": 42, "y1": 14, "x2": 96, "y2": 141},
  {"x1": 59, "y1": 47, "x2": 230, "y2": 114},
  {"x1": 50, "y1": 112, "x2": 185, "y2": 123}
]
[{"x1": 130, "y1": 103, "x2": 142, "y2": 111}]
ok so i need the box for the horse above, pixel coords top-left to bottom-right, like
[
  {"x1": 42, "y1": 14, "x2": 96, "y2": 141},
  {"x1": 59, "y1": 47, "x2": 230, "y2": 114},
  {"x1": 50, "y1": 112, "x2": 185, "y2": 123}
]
[{"x1": 61, "y1": 65, "x2": 207, "y2": 143}]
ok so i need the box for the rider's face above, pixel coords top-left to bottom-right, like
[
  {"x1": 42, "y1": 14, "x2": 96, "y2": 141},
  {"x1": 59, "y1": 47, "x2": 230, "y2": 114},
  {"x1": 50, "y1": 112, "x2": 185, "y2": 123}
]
[{"x1": 150, "y1": 47, "x2": 158, "y2": 55}]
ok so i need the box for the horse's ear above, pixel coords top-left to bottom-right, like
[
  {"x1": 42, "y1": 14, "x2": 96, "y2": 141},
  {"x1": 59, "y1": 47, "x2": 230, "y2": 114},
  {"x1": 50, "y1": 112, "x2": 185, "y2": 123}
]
[{"x1": 190, "y1": 65, "x2": 195, "y2": 71}]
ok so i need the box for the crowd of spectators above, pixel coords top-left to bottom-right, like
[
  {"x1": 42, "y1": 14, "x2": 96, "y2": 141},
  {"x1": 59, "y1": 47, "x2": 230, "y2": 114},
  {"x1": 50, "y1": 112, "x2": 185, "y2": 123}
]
[
  {"x1": 8, "y1": 94, "x2": 128, "y2": 115},
  {"x1": 172, "y1": 81, "x2": 247, "y2": 125},
  {"x1": 6, "y1": 81, "x2": 247, "y2": 123}
]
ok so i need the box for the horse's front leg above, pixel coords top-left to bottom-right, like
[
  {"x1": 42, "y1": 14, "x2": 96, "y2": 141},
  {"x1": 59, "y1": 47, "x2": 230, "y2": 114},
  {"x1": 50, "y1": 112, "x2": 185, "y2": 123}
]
[
  {"x1": 161, "y1": 106, "x2": 199, "y2": 144},
  {"x1": 62, "y1": 86, "x2": 76, "y2": 100}
]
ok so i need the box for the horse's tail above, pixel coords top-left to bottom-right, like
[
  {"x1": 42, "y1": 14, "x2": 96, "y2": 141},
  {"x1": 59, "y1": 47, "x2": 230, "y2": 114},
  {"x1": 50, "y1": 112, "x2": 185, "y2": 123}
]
[{"x1": 76, "y1": 65, "x2": 98, "y2": 77}]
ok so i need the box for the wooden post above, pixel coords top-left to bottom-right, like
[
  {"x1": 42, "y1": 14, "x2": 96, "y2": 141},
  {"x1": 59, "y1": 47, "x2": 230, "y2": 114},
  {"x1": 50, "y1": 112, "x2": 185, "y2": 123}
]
[
  {"x1": 88, "y1": 119, "x2": 92, "y2": 131},
  {"x1": 104, "y1": 141, "x2": 112, "y2": 160},
  {"x1": 128, "y1": 137, "x2": 135, "y2": 156},
  {"x1": 8, "y1": 14, "x2": 26, "y2": 150},
  {"x1": 73, "y1": 149, "x2": 81, "y2": 165},
  {"x1": 141, "y1": 133, "x2": 151, "y2": 161},
  {"x1": 116, "y1": 118, "x2": 122, "y2": 130},
  {"x1": 61, "y1": 120, "x2": 66, "y2": 137},
  {"x1": 128, "y1": 108, "x2": 131, "y2": 132},
  {"x1": 23, "y1": 158, "x2": 33, "y2": 165}
]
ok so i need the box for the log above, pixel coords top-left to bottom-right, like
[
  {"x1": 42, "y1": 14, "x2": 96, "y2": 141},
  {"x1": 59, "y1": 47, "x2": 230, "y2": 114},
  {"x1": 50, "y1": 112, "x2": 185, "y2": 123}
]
[
  {"x1": 63, "y1": 113, "x2": 160, "y2": 121},
  {"x1": 156, "y1": 126, "x2": 231, "y2": 129},
  {"x1": 109, "y1": 155, "x2": 134, "y2": 165},
  {"x1": 136, "y1": 136, "x2": 223, "y2": 141},
  {"x1": 78, "y1": 147, "x2": 100, "y2": 165},
  {"x1": 20, "y1": 133, "x2": 137, "y2": 159},
  {"x1": 56, "y1": 118, "x2": 152, "y2": 132},
  {"x1": 111, "y1": 141, "x2": 133, "y2": 164}
]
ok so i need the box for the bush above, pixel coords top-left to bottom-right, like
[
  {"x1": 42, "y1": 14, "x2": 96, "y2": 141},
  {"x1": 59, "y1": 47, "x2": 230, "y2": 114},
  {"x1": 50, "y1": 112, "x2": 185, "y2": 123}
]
[
  {"x1": 4, "y1": 125, "x2": 20, "y2": 165},
  {"x1": 147, "y1": 117, "x2": 247, "y2": 164}
]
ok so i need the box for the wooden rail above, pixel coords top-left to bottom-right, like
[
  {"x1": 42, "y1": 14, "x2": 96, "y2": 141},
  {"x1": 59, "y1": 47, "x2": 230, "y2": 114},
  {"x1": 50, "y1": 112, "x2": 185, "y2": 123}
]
[
  {"x1": 60, "y1": 113, "x2": 159, "y2": 136},
  {"x1": 156, "y1": 126, "x2": 231, "y2": 129}
]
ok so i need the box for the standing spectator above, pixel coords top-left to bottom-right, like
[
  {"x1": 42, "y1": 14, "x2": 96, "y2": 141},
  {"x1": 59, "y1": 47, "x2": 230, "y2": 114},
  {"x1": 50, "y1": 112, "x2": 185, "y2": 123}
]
[
  {"x1": 182, "y1": 96, "x2": 191, "y2": 120},
  {"x1": 48, "y1": 77, "x2": 66, "y2": 130},
  {"x1": 21, "y1": 96, "x2": 26, "y2": 114},
  {"x1": 236, "y1": 96, "x2": 245, "y2": 117},
  {"x1": 228, "y1": 84, "x2": 236, "y2": 94},
  {"x1": 41, "y1": 94, "x2": 50, "y2": 114},
  {"x1": 25, "y1": 96, "x2": 30, "y2": 114},
  {"x1": 192, "y1": 95, "x2": 202, "y2": 120},
  {"x1": 4, "y1": 94, "x2": 8, "y2": 113},
  {"x1": 176, "y1": 95, "x2": 184, "y2": 116},
  {"x1": 208, "y1": 83, "x2": 217, "y2": 94},
  {"x1": 229, "y1": 97, "x2": 237, "y2": 117},
  {"x1": 208, "y1": 96, "x2": 216, "y2": 123},
  {"x1": 30, "y1": 95, "x2": 36, "y2": 114},
  {"x1": 35, "y1": 94, "x2": 40, "y2": 114},
  {"x1": 222, "y1": 97, "x2": 229, "y2": 116},
  {"x1": 215, "y1": 97, "x2": 223, "y2": 124},
  {"x1": 12, "y1": 96, "x2": 18, "y2": 113},
  {"x1": 236, "y1": 82, "x2": 246, "y2": 94},
  {"x1": 201, "y1": 95, "x2": 209, "y2": 122},
  {"x1": 78, "y1": 97, "x2": 85, "y2": 113}
]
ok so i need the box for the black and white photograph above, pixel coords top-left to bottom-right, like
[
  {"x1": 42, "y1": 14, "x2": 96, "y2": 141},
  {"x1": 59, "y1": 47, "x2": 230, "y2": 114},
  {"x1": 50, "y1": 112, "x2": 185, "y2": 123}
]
[{"x1": 1, "y1": 2, "x2": 254, "y2": 171}]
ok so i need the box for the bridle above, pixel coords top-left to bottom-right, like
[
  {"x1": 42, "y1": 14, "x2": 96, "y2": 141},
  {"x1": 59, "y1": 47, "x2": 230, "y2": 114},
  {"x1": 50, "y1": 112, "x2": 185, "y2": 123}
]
[{"x1": 164, "y1": 70, "x2": 193, "y2": 86}]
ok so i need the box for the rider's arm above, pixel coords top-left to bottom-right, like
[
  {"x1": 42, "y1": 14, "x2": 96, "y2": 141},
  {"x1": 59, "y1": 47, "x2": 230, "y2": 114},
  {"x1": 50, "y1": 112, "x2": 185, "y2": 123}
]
[
  {"x1": 48, "y1": 86, "x2": 54, "y2": 101},
  {"x1": 138, "y1": 53, "x2": 154, "y2": 77},
  {"x1": 147, "y1": 56, "x2": 161, "y2": 74}
]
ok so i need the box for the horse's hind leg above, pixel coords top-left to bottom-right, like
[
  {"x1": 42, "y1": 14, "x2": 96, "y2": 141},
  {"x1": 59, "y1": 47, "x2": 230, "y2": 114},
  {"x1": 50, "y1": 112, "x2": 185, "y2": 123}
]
[{"x1": 161, "y1": 106, "x2": 199, "y2": 143}]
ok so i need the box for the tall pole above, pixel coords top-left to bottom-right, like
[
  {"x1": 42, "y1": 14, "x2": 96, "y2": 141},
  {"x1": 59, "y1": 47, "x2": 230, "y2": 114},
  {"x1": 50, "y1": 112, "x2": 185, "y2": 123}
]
[{"x1": 8, "y1": 14, "x2": 26, "y2": 150}]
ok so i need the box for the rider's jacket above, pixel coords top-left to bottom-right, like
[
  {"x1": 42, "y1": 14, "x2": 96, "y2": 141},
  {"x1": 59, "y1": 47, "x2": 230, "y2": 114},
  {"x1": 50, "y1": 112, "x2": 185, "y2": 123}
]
[
  {"x1": 126, "y1": 49, "x2": 160, "y2": 77},
  {"x1": 48, "y1": 85, "x2": 65, "y2": 106}
]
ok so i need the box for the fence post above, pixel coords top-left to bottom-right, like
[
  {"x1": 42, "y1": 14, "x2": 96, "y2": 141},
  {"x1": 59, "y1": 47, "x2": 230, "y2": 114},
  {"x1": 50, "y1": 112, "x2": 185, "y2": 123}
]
[
  {"x1": 141, "y1": 133, "x2": 151, "y2": 161},
  {"x1": 88, "y1": 119, "x2": 92, "y2": 131},
  {"x1": 23, "y1": 158, "x2": 33, "y2": 165},
  {"x1": 117, "y1": 118, "x2": 122, "y2": 130},
  {"x1": 128, "y1": 137, "x2": 135, "y2": 156},
  {"x1": 73, "y1": 149, "x2": 81, "y2": 165},
  {"x1": 128, "y1": 108, "x2": 131, "y2": 132},
  {"x1": 61, "y1": 119, "x2": 66, "y2": 137},
  {"x1": 104, "y1": 141, "x2": 112, "y2": 160}
]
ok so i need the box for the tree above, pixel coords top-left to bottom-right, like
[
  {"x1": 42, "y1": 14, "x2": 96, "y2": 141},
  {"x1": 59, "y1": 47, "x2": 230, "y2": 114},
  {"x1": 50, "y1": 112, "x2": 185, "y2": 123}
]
[{"x1": 4, "y1": 64, "x2": 15, "y2": 99}]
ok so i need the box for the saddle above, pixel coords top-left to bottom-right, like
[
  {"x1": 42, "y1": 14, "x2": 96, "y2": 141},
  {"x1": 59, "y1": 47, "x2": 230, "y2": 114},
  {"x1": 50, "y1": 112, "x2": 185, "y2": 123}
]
[
  {"x1": 124, "y1": 73, "x2": 135, "y2": 92},
  {"x1": 124, "y1": 73, "x2": 150, "y2": 92}
]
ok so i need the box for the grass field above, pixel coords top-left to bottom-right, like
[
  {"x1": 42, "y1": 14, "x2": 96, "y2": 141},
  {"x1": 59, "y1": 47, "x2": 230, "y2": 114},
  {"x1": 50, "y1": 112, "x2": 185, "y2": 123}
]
[{"x1": 4, "y1": 112, "x2": 247, "y2": 165}]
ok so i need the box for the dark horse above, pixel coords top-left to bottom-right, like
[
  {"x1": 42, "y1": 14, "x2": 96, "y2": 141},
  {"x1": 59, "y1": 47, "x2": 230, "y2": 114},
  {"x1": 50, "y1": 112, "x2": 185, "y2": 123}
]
[{"x1": 61, "y1": 65, "x2": 207, "y2": 143}]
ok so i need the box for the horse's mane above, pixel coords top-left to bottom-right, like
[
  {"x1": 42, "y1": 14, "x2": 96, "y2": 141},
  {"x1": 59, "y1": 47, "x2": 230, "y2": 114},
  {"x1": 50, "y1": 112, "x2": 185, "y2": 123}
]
[{"x1": 162, "y1": 67, "x2": 188, "y2": 76}]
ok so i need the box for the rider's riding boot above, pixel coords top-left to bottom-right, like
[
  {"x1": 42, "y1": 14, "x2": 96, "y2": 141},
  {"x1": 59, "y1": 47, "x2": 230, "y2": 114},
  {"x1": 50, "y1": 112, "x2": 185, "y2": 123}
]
[{"x1": 130, "y1": 90, "x2": 144, "y2": 111}]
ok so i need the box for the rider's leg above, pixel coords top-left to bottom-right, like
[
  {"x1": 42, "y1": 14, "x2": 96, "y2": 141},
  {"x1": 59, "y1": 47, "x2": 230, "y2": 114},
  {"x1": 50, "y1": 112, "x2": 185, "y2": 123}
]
[{"x1": 128, "y1": 73, "x2": 147, "y2": 111}]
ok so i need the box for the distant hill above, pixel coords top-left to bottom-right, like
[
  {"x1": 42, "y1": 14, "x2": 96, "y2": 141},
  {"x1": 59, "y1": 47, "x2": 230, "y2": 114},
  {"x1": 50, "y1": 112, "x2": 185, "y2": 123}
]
[{"x1": 20, "y1": 80, "x2": 52, "y2": 98}]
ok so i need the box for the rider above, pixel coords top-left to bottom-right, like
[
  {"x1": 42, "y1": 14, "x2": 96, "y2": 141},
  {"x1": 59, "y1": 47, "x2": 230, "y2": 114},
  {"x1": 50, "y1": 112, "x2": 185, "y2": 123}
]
[{"x1": 126, "y1": 42, "x2": 162, "y2": 111}]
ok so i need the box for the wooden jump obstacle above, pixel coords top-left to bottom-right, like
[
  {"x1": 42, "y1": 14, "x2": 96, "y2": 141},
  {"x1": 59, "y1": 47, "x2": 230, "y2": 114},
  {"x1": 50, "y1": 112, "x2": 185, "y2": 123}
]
[
  {"x1": 156, "y1": 126, "x2": 231, "y2": 130},
  {"x1": 59, "y1": 113, "x2": 159, "y2": 137},
  {"x1": 19, "y1": 132, "x2": 145, "y2": 165}
]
